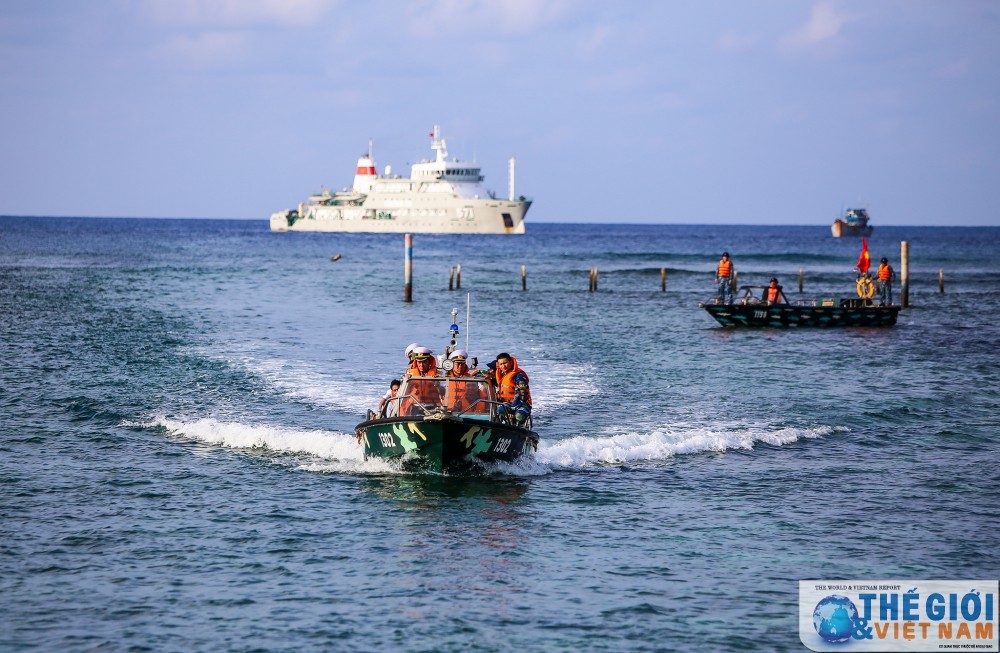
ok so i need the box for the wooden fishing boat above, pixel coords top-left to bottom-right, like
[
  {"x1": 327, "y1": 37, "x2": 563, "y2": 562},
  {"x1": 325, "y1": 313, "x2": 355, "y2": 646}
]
[
  {"x1": 700, "y1": 285, "x2": 900, "y2": 328},
  {"x1": 831, "y1": 208, "x2": 874, "y2": 237}
]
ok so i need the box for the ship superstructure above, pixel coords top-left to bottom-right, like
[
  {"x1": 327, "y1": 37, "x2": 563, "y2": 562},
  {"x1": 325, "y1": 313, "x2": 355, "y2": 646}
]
[{"x1": 270, "y1": 126, "x2": 530, "y2": 234}]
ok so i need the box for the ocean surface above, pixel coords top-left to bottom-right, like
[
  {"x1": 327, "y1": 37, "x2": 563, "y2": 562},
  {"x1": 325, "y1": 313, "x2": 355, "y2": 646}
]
[{"x1": 2, "y1": 216, "x2": 998, "y2": 652}]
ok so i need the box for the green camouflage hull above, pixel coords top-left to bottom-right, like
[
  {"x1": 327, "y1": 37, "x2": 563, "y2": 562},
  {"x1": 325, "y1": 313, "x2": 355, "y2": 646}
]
[{"x1": 355, "y1": 416, "x2": 538, "y2": 473}]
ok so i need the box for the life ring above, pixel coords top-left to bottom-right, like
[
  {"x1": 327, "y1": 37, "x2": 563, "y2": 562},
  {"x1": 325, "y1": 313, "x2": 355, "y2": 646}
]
[{"x1": 856, "y1": 277, "x2": 875, "y2": 299}]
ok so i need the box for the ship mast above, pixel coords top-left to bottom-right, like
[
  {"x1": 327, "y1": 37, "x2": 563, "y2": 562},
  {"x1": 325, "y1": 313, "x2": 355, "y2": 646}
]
[
  {"x1": 430, "y1": 125, "x2": 448, "y2": 162},
  {"x1": 508, "y1": 156, "x2": 516, "y2": 201}
]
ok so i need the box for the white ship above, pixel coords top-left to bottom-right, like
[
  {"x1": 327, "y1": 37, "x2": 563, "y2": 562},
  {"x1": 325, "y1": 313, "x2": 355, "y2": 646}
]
[{"x1": 270, "y1": 125, "x2": 531, "y2": 234}]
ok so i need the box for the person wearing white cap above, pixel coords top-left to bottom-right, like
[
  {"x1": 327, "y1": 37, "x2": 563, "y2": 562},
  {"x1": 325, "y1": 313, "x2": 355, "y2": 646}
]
[
  {"x1": 404, "y1": 342, "x2": 420, "y2": 361},
  {"x1": 445, "y1": 349, "x2": 483, "y2": 413},
  {"x1": 402, "y1": 346, "x2": 442, "y2": 412}
]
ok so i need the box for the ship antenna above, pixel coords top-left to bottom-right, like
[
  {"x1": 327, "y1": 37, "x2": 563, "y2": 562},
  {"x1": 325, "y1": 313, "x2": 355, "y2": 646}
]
[
  {"x1": 508, "y1": 156, "x2": 516, "y2": 201},
  {"x1": 368, "y1": 138, "x2": 373, "y2": 161},
  {"x1": 466, "y1": 292, "x2": 471, "y2": 355}
]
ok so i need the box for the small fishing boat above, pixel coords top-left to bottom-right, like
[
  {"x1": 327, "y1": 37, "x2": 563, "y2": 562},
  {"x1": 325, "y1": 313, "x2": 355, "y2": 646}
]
[
  {"x1": 831, "y1": 208, "x2": 873, "y2": 237},
  {"x1": 700, "y1": 285, "x2": 900, "y2": 328},
  {"x1": 354, "y1": 311, "x2": 539, "y2": 473}
]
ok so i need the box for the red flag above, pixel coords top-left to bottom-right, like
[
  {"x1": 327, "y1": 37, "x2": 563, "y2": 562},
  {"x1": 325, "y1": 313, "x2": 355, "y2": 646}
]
[{"x1": 856, "y1": 237, "x2": 871, "y2": 273}]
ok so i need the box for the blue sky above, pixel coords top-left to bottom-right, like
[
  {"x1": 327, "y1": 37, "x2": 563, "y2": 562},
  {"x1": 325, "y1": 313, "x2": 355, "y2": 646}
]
[{"x1": 1, "y1": 0, "x2": 998, "y2": 225}]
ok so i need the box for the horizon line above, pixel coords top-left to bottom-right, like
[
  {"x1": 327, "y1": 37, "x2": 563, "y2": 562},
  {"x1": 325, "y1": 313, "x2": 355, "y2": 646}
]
[{"x1": 2, "y1": 214, "x2": 998, "y2": 228}]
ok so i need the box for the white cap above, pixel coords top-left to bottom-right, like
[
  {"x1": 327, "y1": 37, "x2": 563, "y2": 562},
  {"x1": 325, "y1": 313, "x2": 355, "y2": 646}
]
[
  {"x1": 412, "y1": 346, "x2": 433, "y2": 360},
  {"x1": 449, "y1": 349, "x2": 469, "y2": 360},
  {"x1": 404, "y1": 343, "x2": 420, "y2": 359}
]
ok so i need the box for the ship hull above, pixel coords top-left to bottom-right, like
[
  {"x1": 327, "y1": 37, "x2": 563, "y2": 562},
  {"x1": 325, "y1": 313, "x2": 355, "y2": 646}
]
[
  {"x1": 701, "y1": 302, "x2": 900, "y2": 328},
  {"x1": 355, "y1": 415, "x2": 538, "y2": 473},
  {"x1": 271, "y1": 199, "x2": 530, "y2": 234}
]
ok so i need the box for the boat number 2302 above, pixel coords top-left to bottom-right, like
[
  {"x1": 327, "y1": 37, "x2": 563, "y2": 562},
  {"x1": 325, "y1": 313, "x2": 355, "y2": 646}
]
[{"x1": 494, "y1": 438, "x2": 512, "y2": 453}]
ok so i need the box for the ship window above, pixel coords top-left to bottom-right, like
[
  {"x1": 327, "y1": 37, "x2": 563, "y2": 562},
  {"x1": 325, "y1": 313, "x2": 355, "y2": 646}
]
[{"x1": 502, "y1": 213, "x2": 514, "y2": 228}]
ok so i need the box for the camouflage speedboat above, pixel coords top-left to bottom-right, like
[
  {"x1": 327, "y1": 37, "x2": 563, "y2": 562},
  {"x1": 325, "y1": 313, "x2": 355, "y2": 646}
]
[
  {"x1": 354, "y1": 308, "x2": 539, "y2": 473},
  {"x1": 355, "y1": 374, "x2": 538, "y2": 473}
]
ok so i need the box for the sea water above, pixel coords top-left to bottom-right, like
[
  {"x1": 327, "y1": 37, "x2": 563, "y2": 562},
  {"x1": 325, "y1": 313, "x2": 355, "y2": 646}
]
[{"x1": 1, "y1": 217, "x2": 998, "y2": 651}]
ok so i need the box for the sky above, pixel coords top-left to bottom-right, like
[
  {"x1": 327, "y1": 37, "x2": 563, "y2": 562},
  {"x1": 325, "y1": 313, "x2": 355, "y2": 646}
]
[{"x1": 1, "y1": 0, "x2": 998, "y2": 225}]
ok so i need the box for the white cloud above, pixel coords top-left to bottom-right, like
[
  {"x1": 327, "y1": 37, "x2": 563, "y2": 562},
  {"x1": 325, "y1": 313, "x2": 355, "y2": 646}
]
[
  {"x1": 142, "y1": 0, "x2": 338, "y2": 29},
  {"x1": 153, "y1": 31, "x2": 250, "y2": 68},
  {"x1": 405, "y1": 0, "x2": 574, "y2": 37},
  {"x1": 717, "y1": 29, "x2": 760, "y2": 53},
  {"x1": 781, "y1": 2, "x2": 852, "y2": 51}
]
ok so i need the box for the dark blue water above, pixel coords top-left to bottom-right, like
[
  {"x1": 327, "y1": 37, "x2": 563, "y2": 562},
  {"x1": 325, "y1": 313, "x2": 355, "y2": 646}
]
[{"x1": 2, "y1": 216, "x2": 998, "y2": 651}]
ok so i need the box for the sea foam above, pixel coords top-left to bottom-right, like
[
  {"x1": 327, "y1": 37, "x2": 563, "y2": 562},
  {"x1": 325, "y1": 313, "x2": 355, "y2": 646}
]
[{"x1": 138, "y1": 416, "x2": 843, "y2": 476}]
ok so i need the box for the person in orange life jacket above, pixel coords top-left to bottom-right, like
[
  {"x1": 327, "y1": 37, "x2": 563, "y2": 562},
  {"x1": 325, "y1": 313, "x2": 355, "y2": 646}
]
[
  {"x1": 716, "y1": 252, "x2": 735, "y2": 304},
  {"x1": 876, "y1": 257, "x2": 896, "y2": 306},
  {"x1": 404, "y1": 348, "x2": 443, "y2": 411},
  {"x1": 445, "y1": 349, "x2": 484, "y2": 412},
  {"x1": 378, "y1": 379, "x2": 401, "y2": 417},
  {"x1": 403, "y1": 342, "x2": 424, "y2": 375},
  {"x1": 766, "y1": 277, "x2": 788, "y2": 305},
  {"x1": 490, "y1": 352, "x2": 531, "y2": 426}
]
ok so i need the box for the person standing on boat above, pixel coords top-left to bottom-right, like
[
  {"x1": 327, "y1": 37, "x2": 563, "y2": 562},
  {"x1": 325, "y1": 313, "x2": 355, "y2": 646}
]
[
  {"x1": 716, "y1": 252, "x2": 735, "y2": 304},
  {"x1": 766, "y1": 277, "x2": 788, "y2": 305},
  {"x1": 876, "y1": 257, "x2": 896, "y2": 306},
  {"x1": 493, "y1": 353, "x2": 531, "y2": 427}
]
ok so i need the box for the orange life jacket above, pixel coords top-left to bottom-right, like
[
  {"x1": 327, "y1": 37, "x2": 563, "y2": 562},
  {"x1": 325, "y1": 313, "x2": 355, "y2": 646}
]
[
  {"x1": 767, "y1": 286, "x2": 782, "y2": 302},
  {"x1": 446, "y1": 370, "x2": 483, "y2": 412},
  {"x1": 406, "y1": 359, "x2": 438, "y2": 376},
  {"x1": 717, "y1": 259, "x2": 732, "y2": 277},
  {"x1": 495, "y1": 358, "x2": 531, "y2": 406},
  {"x1": 878, "y1": 263, "x2": 893, "y2": 281},
  {"x1": 401, "y1": 369, "x2": 442, "y2": 413}
]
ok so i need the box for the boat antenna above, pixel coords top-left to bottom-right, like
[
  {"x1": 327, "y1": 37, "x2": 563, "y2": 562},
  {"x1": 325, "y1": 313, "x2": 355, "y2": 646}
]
[
  {"x1": 448, "y1": 308, "x2": 459, "y2": 358},
  {"x1": 466, "y1": 292, "x2": 471, "y2": 355}
]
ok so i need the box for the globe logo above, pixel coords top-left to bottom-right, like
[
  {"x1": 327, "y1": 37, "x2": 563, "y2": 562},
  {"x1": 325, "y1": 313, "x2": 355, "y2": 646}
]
[{"x1": 812, "y1": 595, "x2": 859, "y2": 643}]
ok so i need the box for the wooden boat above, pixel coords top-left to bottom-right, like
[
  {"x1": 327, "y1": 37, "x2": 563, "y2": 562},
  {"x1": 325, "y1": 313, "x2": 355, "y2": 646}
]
[
  {"x1": 700, "y1": 285, "x2": 900, "y2": 328},
  {"x1": 831, "y1": 208, "x2": 873, "y2": 237}
]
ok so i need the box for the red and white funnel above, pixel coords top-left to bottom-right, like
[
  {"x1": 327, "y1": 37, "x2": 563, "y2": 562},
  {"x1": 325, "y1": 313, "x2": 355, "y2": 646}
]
[{"x1": 352, "y1": 138, "x2": 376, "y2": 193}]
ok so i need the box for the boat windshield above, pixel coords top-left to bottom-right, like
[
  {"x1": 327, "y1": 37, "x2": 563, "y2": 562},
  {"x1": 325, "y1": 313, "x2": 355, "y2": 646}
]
[{"x1": 383, "y1": 376, "x2": 497, "y2": 419}]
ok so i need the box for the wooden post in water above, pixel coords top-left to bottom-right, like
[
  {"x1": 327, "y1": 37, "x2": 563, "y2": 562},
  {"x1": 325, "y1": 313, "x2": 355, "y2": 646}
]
[
  {"x1": 448, "y1": 266, "x2": 454, "y2": 291},
  {"x1": 798, "y1": 268, "x2": 804, "y2": 293},
  {"x1": 661, "y1": 267, "x2": 666, "y2": 292},
  {"x1": 939, "y1": 269, "x2": 944, "y2": 294},
  {"x1": 593, "y1": 267, "x2": 598, "y2": 291},
  {"x1": 588, "y1": 267, "x2": 596, "y2": 292},
  {"x1": 901, "y1": 241, "x2": 909, "y2": 308},
  {"x1": 456, "y1": 263, "x2": 462, "y2": 290},
  {"x1": 521, "y1": 265, "x2": 527, "y2": 291},
  {"x1": 404, "y1": 233, "x2": 413, "y2": 303}
]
